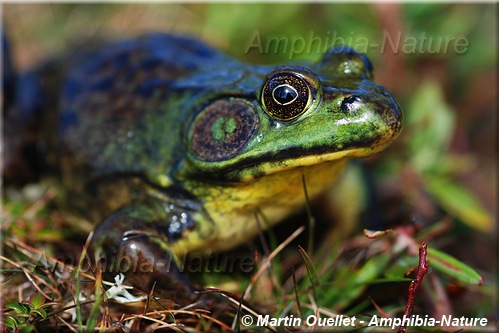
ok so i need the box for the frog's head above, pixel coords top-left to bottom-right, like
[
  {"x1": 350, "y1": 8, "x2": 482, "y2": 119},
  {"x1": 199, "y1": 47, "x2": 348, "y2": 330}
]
[{"x1": 181, "y1": 46, "x2": 402, "y2": 182}]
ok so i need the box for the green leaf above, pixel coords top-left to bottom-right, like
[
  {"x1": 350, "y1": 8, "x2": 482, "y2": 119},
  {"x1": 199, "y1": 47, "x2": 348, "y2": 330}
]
[
  {"x1": 7, "y1": 302, "x2": 32, "y2": 315},
  {"x1": 406, "y1": 80, "x2": 455, "y2": 172},
  {"x1": 351, "y1": 253, "x2": 392, "y2": 285},
  {"x1": 330, "y1": 253, "x2": 392, "y2": 310},
  {"x1": 298, "y1": 246, "x2": 320, "y2": 301},
  {"x1": 86, "y1": 274, "x2": 104, "y2": 333},
  {"x1": 30, "y1": 308, "x2": 47, "y2": 319},
  {"x1": 30, "y1": 294, "x2": 45, "y2": 309},
  {"x1": 384, "y1": 255, "x2": 419, "y2": 279},
  {"x1": 3, "y1": 315, "x2": 21, "y2": 329},
  {"x1": 427, "y1": 247, "x2": 483, "y2": 285},
  {"x1": 424, "y1": 175, "x2": 493, "y2": 232},
  {"x1": 18, "y1": 323, "x2": 35, "y2": 333}
]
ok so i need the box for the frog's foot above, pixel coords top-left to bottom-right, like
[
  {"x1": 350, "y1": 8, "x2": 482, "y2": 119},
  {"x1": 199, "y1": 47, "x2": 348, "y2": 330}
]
[
  {"x1": 161, "y1": 202, "x2": 196, "y2": 242},
  {"x1": 90, "y1": 203, "x2": 198, "y2": 303}
]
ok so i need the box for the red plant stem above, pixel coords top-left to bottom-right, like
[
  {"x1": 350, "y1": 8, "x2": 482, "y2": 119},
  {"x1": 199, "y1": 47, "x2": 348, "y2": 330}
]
[{"x1": 398, "y1": 241, "x2": 430, "y2": 333}]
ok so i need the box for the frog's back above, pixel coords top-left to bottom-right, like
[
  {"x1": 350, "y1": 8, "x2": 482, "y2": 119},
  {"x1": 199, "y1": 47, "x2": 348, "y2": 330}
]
[{"x1": 59, "y1": 33, "x2": 231, "y2": 178}]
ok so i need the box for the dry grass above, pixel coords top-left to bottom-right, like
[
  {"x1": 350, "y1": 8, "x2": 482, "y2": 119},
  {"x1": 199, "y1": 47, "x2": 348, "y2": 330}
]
[{"x1": 2, "y1": 186, "x2": 494, "y2": 332}]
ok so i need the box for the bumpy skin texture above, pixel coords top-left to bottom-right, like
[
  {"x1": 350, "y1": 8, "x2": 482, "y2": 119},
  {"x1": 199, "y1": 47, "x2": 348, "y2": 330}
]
[{"x1": 7, "y1": 33, "x2": 402, "y2": 300}]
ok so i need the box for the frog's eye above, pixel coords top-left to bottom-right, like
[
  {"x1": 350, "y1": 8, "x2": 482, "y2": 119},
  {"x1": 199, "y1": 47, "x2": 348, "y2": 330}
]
[
  {"x1": 190, "y1": 98, "x2": 260, "y2": 162},
  {"x1": 261, "y1": 73, "x2": 313, "y2": 121}
]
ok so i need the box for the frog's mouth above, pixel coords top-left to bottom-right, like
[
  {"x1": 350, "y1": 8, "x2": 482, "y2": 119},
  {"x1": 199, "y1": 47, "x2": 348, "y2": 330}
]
[
  {"x1": 186, "y1": 135, "x2": 392, "y2": 183},
  {"x1": 241, "y1": 145, "x2": 392, "y2": 182}
]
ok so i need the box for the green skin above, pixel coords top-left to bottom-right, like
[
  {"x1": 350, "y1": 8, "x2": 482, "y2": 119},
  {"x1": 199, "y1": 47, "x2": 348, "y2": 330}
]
[{"x1": 15, "y1": 34, "x2": 402, "y2": 300}]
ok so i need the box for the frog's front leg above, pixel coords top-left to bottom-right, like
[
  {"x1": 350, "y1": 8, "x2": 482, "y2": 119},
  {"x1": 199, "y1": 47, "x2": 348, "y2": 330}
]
[{"x1": 90, "y1": 197, "x2": 204, "y2": 302}]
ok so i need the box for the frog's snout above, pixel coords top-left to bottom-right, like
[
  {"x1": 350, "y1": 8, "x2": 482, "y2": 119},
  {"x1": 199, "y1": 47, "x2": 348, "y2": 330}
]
[
  {"x1": 360, "y1": 82, "x2": 403, "y2": 137},
  {"x1": 378, "y1": 91, "x2": 403, "y2": 136}
]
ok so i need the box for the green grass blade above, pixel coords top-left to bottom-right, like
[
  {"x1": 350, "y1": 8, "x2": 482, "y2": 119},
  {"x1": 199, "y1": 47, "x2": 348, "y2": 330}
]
[{"x1": 427, "y1": 247, "x2": 484, "y2": 285}]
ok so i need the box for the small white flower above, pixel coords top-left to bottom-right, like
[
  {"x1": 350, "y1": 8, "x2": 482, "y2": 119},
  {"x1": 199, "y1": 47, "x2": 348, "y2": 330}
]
[{"x1": 105, "y1": 274, "x2": 147, "y2": 303}]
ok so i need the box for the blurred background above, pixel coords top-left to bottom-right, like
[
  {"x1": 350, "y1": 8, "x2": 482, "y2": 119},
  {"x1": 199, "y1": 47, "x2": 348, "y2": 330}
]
[{"x1": 3, "y1": 2, "x2": 497, "y2": 330}]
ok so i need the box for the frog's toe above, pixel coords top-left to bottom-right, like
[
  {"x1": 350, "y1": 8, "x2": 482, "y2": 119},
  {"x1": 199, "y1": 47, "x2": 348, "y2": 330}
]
[{"x1": 161, "y1": 202, "x2": 197, "y2": 242}]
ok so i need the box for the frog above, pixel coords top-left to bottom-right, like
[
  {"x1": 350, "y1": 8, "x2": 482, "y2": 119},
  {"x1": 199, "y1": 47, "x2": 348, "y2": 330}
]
[{"x1": 4, "y1": 33, "x2": 402, "y2": 302}]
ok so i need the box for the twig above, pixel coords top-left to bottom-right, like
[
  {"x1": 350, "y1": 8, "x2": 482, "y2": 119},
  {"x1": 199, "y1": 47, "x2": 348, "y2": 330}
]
[
  {"x1": 243, "y1": 226, "x2": 305, "y2": 299},
  {"x1": 398, "y1": 241, "x2": 430, "y2": 333}
]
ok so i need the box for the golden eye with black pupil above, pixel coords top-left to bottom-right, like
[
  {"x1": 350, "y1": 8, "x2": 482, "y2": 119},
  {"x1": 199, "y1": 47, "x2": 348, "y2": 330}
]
[
  {"x1": 261, "y1": 72, "x2": 313, "y2": 121},
  {"x1": 273, "y1": 84, "x2": 298, "y2": 105}
]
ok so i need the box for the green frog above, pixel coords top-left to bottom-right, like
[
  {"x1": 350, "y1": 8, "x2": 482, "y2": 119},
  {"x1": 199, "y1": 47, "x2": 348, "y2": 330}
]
[{"x1": 4, "y1": 33, "x2": 402, "y2": 301}]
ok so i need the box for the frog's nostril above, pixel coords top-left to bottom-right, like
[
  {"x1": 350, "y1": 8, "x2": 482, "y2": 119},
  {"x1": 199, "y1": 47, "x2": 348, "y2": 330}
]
[{"x1": 340, "y1": 95, "x2": 361, "y2": 112}]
